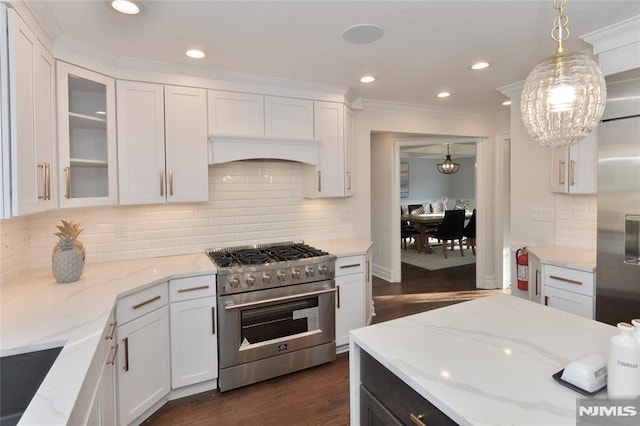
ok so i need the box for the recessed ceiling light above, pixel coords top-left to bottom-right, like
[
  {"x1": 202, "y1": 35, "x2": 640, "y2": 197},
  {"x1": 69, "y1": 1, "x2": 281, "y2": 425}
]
[
  {"x1": 470, "y1": 62, "x2": 490, "y2": 70},
  {"x1": 436, "y1": 92, "x2": 451, "y2": 98},
  {"x1": 186, "y1": 49, "x2": 206, "y2": 59},
  {"x1": 343, "y1": 24, "x2": 384, "y2": 44},
  {"x1": 110, "y1": 0, "x2": 142, "y2": 15},
  {"x1": 360, "y1": 75, "x2": 376, "y2": 83},
  {"x1": 502, "y1": 100, "x2": 512, "y2": 106}
]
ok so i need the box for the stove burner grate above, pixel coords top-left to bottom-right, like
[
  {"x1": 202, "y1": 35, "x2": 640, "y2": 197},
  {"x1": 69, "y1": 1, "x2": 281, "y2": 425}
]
[{"x1": 206, "y1": 242, "x2": 329, "y2": 268}]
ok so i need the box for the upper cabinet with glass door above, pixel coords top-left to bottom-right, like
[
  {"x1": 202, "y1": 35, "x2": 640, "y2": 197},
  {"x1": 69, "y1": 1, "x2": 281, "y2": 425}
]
[{"x1": 57, "y1": 62, "x2": 117, "y2": 207}]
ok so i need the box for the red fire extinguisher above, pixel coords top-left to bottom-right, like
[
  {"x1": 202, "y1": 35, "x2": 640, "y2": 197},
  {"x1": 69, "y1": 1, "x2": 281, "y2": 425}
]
[{"x1": 516, "y1": 247, "x2": 529, "y2": 291}]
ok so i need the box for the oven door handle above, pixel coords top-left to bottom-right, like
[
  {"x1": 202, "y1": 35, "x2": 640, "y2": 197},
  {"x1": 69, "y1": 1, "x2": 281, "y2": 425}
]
[{"x1": 224, "y1": 287, "x2": 337, "y2": 310}]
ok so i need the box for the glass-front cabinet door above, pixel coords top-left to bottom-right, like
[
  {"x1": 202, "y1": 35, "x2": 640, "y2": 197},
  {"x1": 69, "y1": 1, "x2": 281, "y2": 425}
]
[{"x1": 57, "y1": 62, "x2": 117, "y2": 207}]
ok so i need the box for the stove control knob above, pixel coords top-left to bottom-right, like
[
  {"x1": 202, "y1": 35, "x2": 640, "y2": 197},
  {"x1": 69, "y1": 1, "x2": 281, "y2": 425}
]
[
  {"x1": 292, "y1": 269, "x2": 301, "y2": 279},
  {"x1": 262, "y1": 272, "x2": 272, "y2": 284},
  {"x1": 246, "y1": 275, "x2": 256, "y2": 287},
  {"x1": 277, "y1": 270, "x2": 287, "y2": 282},
  {"x1": 229, "y1": 276, "x2": 240, "y2": 288},
  {"x1": 319, "y1": 265, "x2": 328, "y2": 276},
  {"x1": 305, "y1": 267, "x2": 315, "y2": 277}
]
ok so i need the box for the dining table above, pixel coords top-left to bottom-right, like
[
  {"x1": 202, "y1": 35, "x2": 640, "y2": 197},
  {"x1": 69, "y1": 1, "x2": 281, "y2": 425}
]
[{"x1": 401, "y1": 211, "x2": 472, "y2": 254}]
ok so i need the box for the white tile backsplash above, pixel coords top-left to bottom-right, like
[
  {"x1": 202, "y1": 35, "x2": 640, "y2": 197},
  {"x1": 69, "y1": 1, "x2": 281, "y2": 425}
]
[
  {"x1": 554, "y1": 194, "x2": 597, "y2": 249},
  {"x1": 1, "y1": 161, "x2": 354, "y2": 282},
  {"x1": 0, "y1": 217, "x2": 30, "y2": 284}
]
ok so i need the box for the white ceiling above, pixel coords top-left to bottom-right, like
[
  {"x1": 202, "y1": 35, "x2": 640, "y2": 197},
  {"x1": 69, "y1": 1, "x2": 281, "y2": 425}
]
[{"x1": 24, "y1": 0, "x2": 640, "y2": 114}]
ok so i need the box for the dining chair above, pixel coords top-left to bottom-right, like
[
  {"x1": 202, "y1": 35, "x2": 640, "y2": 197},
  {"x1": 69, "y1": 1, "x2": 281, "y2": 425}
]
[
  {"x1": 407, "y1": 204, "x2": 424, "y2": 214},
  {"x1": 426, "y1": 209, "x2": 465, "y2": 259},
  {"x1": 464, "y1": 209, "x2": 476, "y2": 255},
  {"x1": 401, "y1": 207, "x2": 420, "y2": 249}
]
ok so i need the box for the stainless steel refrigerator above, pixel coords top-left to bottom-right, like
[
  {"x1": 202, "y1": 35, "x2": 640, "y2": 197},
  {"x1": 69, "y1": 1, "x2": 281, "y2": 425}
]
[{"x1": 596, "y1": 69, "x2": 640, "y2": 325}]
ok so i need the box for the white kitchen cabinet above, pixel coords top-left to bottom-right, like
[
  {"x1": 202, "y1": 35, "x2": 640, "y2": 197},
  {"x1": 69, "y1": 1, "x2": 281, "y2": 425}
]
[
  {"x1": 335, "y1": 255, "x2": 365, "y2": 351},
  {"x1": 117, "y1": 81, "x2": 208, "y2": 205},
  {"x1": 343, "y1": 104, "x2": 355, "y2": 196},
  {"x1": 264, "y1": 96, "x2": 314, "y2": 139},
  {"x1": 69, "y1": 309, "x2": 117, "y2": 426},
  {"x1": 304, "y1": 101, "x2": 354, "y2": 198},
  {"x1": 4, "y1": 8, "x2": 56, "y2": 216},
  {"x1": 116, "y1": 283, "x2": 170, "y2": 426},
  {"x1": 207, "y1": 90, "x2": 264, "y2": 136},
  {"x1": 168, "y1": 275, "x2": 217, "y2": 389},
  {"x1": 542, "y1": 264, "x2": 595, "y2": 319},
  {"x1": 550, "y1": 133, "x2": 597, "y2": 194},
  {"x1": 57, "y1": 62, "x2": 117, "y2": 207}
]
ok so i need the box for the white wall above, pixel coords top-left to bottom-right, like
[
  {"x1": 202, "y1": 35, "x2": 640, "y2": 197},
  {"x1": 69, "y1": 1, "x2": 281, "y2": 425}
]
[
  {"x1": 355, "y1": 105, "x2": 507, "y2": 286},
  {"x1": 401, "y1": 156, "x2": 476, "y2": 212},
  {"x1": 0, "y1": 161, "x2": 354, "y2": 284}
]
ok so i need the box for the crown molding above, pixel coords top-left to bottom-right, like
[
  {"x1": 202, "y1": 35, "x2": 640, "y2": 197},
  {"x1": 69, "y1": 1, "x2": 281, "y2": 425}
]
[
  {"x1": 581, "y1": 15, "x2": 640, "y2": 55},
  {"x1": 352, "y1": 98, "x2": 501, "y2": 122},
  {"x1": 497, "y1": 81, "x2": 524, "y2": 98}
]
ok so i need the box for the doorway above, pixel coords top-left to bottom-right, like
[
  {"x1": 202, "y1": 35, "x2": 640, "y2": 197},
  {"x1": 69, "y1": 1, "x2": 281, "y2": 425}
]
[{"x1": 395, "y1": 137, "x2": 478, "y2": 283}]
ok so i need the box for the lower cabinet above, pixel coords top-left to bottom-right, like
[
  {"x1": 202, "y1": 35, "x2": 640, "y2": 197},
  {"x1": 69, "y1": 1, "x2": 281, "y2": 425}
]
[
  {"x1": 335, "y1": 255, "x2": 365, "y2": 350},
  {"x1": 168, "y1": 274, "x2": 218, "y2": 389},
  {"x1": 69, "y1": 309, "x2": 117, "y2": 426},
  {"x1": 542, "y1": 264, "x2": 595, "y2": 319},
  {"x1": 360, "y1": 351, "x2": 456, "y2": 426},
  {"x1": 116, "y1": 283, "x2": 170, "y2": 426}
]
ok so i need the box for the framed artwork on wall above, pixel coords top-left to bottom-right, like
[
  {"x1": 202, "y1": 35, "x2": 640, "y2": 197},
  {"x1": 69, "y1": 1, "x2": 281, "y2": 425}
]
[{"x1": 400, "y1": 163, "x2": 409, "y2": 198}]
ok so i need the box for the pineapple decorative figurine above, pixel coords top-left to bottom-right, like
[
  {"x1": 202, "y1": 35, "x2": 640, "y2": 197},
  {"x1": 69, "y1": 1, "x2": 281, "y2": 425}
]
[{"x1": 52, "y1": 220, "x2": 85, "y2": 283}]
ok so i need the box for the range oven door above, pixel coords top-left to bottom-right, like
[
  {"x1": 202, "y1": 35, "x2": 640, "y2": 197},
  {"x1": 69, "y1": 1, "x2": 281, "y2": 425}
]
[{"x1": 218, "y1": 280, "x2": 336, "y2": 369}]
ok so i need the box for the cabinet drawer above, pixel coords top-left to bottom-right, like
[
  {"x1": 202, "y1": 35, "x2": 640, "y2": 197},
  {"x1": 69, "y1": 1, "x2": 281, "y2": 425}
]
[
  {"x1": 335, "y1": 255, "x2": 365, "y2": 276},
  {"x1": 360, "y1": 351, "x2": 456, "y2": 426},
  {"x1": 116, "y1": 282, "x2": 168, "y2": 325},
  {"x1": 169, "y1": 274, "x2": 216, "y2": 302},
  {"x1": 544, "y1": 265, "x2": 594, "y2": 297}
]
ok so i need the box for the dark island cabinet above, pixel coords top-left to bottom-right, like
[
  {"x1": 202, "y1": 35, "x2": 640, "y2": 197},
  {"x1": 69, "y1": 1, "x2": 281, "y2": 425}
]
[{"x1": 360, "y1": 351, "x2": 458, "y2": 426}]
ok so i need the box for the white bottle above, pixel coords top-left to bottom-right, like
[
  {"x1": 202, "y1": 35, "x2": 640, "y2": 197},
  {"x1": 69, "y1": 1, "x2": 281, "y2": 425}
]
[{"x1": 607, "y1": 322, "x2": 640, "y2": 397}]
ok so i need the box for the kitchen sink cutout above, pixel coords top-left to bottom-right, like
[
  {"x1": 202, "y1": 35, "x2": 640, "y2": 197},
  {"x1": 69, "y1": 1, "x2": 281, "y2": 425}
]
[{"x1": 0, "y1": 346, "x2": 63, "y2": 426}]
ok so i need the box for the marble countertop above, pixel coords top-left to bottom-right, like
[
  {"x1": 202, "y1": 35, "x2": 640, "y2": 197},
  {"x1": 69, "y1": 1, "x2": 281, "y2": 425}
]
[
  {"x1": 350, "y1": 294, "x2": 616, "y2": 425},
  {"x1": 527, "y1": 245, "x2": 596, "y2": 272},
  {"x1": 0, "y1": 253, "x2": 215, "y2": 425}
]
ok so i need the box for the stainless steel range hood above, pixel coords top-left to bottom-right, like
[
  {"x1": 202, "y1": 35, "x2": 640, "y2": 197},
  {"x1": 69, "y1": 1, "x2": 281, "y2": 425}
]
[{"x1": 208, "y1": 134, "x2": 320, "y2": 165}]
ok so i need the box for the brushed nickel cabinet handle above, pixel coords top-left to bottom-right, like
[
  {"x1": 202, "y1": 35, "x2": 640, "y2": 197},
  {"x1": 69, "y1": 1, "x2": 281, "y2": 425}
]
[
  {"x1": 106, "y1": 343, "x2": 119, "y2": 365},
  {"x1": 410, "y1": 413, "x2": 427, "y2": 426},
  {"x1": 122, "y1": 337, "x2": 129, "y2": 371},
  {"x1": 544, "y1": 296, "x2": 549, "y2": 306},
  {"x1": 160, "y1": 169, "x2": 164, "y2": 196},
  {"x1": 38, "y1": 163, "x2": 46, "y2": 199},
  {"x1": 569, "y1": 160, "x2": 575, "y2": 186},
  {"x1": 177, "y1": 285, "x2": 210, "y2": 293},
  {"x1": 559, "y1": 161, "x2": 565, "y2": 186},
  {"x1": 211, "y1": 307, "x2": 216, "y2": 334},
  {"x1": 366, "y1": 260, "x2": 370, "y2": 282},
  {"x1": 105, "y1": 321, "x2": 117, "y2": 340},
  {"x1": 347, "y1": 171, "x2": 351, "y2": 190},
  {"x1": 132, "y1": 295, "x2": 162, "y2": 309},
  {"x1": 336, "y1": 285, "x2": 341, "y2": 309},
  {"x1": 549, "y1": 275, "x2": 582, "y2": 285},
  {"x1": 169, "y1": 169, "x2": 174, "y2": 196},
  {"x1": 317, "y1": 170, "x2": 321, "y2": 192},
  {"x1": 64, "y1": 166, "x2": 71, "y2": 199},
  {"x1": 340, "y1": 263, "x2": 361, "y2": 269},
  {"x1": 535, "y1": 270, "x2": 540, "y2": 296}
]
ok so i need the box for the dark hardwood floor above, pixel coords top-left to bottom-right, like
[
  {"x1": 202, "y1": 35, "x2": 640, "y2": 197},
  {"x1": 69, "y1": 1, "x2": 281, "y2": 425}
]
[{"x1": 145, "y1": 262, "x2": 499, "y2": 426}]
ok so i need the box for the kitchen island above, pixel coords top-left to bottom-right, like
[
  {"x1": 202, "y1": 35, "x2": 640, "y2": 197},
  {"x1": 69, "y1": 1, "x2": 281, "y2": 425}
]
[{"x1": 350, "y1": 293, "x2": 617, "y2": 425}]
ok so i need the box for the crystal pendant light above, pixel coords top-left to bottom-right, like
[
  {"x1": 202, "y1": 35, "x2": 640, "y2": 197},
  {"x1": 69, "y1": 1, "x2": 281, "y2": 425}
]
[
  {"x1": 520, "y1": 0, "x2": 606, "y2": 147},
  {"x1": 437, "y1": 145, "x2": 460, "y2": 174}
]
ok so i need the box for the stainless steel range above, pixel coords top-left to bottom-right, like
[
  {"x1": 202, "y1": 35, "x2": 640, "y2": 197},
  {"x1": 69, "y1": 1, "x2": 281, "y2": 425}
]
[{"x1": 206, "y1": 241, "x2": 337, "y2": 392}]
